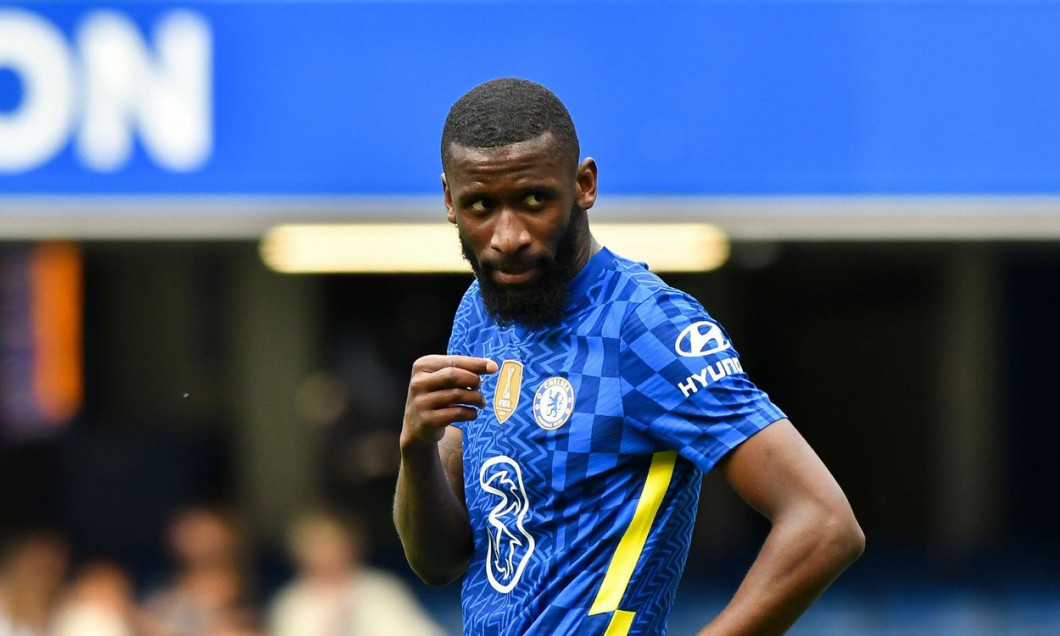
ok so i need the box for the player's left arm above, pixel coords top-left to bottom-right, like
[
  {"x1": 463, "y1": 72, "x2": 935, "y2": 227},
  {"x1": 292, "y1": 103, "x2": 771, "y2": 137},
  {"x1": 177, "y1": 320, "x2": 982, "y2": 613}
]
[{"x1": 696, "y1": 418, "x2": 865, "y2": 636}]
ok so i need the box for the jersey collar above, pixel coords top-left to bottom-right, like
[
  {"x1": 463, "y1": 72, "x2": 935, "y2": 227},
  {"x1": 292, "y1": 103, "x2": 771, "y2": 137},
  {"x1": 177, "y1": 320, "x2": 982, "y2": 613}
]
[{"x1": 565, "y1": 246, "x2": 617, "y2": 314}]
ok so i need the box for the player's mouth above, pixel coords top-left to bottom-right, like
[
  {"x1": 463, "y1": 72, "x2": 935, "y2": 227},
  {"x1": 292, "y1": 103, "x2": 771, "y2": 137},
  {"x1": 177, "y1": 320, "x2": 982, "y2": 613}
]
[{"x1": 493, "y1": 266, "x2": 540, "y2": 286}]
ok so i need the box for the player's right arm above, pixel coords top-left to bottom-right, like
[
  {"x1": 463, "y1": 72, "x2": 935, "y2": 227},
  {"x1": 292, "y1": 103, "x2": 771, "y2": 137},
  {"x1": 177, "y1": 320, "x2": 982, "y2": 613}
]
[{"x1": 394, "y1": 354, "x2": 498, "y2": 586}]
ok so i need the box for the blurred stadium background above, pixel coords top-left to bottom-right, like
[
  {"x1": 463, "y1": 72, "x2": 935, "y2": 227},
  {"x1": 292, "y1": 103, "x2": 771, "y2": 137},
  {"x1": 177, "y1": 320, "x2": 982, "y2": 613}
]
[{"x1": 1, "y1": 1, "x2": 1058, "y2": 634}]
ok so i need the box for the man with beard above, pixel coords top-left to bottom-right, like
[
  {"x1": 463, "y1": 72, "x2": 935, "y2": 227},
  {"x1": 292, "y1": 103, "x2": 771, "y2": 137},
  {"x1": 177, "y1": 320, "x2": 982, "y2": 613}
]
[{"x1": 394, "y1": 78, "x2": 864, "y2": 635}]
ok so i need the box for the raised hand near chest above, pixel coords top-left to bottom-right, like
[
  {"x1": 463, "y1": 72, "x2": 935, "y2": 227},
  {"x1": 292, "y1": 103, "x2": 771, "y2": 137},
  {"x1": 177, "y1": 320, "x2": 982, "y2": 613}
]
[{"x1": 402, "y1": 355, "x2": 499, "y2": 448}]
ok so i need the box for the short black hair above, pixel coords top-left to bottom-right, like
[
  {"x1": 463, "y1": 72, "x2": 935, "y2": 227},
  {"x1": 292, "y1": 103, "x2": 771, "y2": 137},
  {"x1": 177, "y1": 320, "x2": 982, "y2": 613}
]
[{"x1": 441, "y1": 78, "x2": 580, "y2": 172}]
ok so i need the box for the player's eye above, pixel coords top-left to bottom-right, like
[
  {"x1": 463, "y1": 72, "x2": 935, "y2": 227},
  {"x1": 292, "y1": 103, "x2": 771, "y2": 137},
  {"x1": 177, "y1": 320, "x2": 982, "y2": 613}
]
[
  {"x1": 469, "y1": 199, "x2": 489, "y2": 213},
  {"x1": 523, "y1": 193, "x2": 546, "y2": 208}
]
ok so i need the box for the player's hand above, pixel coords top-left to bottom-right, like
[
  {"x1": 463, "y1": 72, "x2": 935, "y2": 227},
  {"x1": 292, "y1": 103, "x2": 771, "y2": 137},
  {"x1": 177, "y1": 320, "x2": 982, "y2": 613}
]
[{"x1": 401, "y1": 355, "x2": 498, "y2": 449}]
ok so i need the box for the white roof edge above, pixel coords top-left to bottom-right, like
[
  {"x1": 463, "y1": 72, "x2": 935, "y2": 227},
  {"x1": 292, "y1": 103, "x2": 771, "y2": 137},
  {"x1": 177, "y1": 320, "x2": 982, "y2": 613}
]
[{"x1": 1, "y1": 194, "x2": 1058, "y2": 241}]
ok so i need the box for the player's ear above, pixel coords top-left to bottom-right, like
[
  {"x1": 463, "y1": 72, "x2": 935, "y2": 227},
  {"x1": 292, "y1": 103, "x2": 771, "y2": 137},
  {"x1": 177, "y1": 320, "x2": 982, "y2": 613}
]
[
  {"x1": 575, "y1": 158, "x2": 598, "y2": 212},
  {"x1": 442, "y1": 173, "x2": 456, "y2": 224}
]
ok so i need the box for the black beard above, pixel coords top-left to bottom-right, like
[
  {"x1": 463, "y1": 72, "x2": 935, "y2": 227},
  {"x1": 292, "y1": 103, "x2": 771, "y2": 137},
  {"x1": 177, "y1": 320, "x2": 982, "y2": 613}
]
[{"x1": 460, "y1": 215, "x2": 580, "y2": 330}]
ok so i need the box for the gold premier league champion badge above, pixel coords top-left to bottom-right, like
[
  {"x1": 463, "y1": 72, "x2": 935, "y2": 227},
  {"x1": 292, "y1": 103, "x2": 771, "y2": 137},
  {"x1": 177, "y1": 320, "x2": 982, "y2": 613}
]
[
  {"x1": 493, "y1": 360, "x2": 524, "y2": 424},
  {"x1": 533, "y1": 377, "x2": 575, "y2": 431}
]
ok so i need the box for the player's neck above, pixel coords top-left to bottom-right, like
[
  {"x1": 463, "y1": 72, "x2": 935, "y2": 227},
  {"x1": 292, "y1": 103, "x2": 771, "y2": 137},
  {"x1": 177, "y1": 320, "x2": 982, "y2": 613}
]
[{"x1": 570, "y1": 234, "x2": 601, "y2": 279}]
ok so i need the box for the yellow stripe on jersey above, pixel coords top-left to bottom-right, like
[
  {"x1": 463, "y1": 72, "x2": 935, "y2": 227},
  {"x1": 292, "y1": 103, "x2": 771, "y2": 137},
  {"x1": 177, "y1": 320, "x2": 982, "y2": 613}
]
[
  {"x1": 603, "y1": 609, "x2": 636, "y2": 636},
  {"x1": 588, "y1": 450, "x2": 678, "y2": 629}
]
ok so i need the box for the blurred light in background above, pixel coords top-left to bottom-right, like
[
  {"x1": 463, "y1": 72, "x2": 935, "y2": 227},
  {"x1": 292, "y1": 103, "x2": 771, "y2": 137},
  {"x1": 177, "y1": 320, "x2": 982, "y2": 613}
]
[
  {"x1": 259, "y1": 222, "x2": 730, "y2": 274},
  {"x1": 1, "y1": 242, "x2": 83, "y2": 440},
  {"x1": 32, "y1": 243, "x2": 83, "y2": 423}
]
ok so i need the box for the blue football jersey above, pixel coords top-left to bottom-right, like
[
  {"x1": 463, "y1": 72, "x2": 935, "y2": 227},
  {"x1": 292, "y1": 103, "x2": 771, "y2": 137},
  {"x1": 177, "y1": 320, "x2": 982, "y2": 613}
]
[{"x1": 447, "y1": 247, "x2": 785, "y2": 635}]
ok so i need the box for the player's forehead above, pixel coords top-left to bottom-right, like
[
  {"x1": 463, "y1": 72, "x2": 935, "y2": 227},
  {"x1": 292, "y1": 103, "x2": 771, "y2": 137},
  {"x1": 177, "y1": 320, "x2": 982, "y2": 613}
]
[{"x1": 445, "y1": 133, "x2": 569, "y2": 186}]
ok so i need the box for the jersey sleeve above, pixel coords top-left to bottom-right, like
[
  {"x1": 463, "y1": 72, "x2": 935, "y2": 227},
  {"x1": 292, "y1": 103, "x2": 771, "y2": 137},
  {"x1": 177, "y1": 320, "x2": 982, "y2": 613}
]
[{"x1": 619, "y1": 290, "x2": 785, "y2": 473}]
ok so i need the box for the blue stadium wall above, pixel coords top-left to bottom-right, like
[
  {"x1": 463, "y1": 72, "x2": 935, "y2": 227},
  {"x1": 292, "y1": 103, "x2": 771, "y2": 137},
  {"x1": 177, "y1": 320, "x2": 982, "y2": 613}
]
[{"x1": 1, "y1": 0, "x2": 1059, "y2": 236}]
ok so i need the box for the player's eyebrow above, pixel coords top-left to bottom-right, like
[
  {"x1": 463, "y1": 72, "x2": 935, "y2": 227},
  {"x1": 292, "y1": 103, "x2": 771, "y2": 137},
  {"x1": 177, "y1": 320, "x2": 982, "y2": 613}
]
[{"x1": 516, "y1": 185, "x2": 560, "y2": 198}]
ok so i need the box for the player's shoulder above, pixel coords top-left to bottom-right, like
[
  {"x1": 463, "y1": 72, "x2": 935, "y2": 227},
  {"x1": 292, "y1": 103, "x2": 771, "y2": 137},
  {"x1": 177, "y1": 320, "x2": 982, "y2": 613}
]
[
  {"x1": 457, "y1": 278, "x2": 482, "y2": 306},
  {"x1": 453, "y1": 279, "x2": 487, "y2": 323},
  {"x1": 603, "y1": 249, "x2": 709, "y2": 319},
  {"x1": 448, "y1": 279, "x2": 487, "y2": 355}
]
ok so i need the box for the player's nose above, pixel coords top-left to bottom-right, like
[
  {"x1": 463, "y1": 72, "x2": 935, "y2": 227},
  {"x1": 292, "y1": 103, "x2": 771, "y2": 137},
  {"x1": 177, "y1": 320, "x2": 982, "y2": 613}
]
[{"x1": 490, "y1": 208, "x2": 532, "y2": 255}]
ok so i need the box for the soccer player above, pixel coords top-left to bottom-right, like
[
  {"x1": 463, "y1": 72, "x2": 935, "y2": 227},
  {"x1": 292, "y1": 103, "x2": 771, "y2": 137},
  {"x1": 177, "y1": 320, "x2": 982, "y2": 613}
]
[{"x1": 394, "y1": 78, "x2": 864, "y2": 635}]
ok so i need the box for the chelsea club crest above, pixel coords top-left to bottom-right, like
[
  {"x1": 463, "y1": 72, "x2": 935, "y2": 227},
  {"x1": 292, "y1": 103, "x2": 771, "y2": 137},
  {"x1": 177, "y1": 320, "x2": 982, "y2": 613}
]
[{"x1": 532, "y1": 377, "x2": 575, "y2": 431}]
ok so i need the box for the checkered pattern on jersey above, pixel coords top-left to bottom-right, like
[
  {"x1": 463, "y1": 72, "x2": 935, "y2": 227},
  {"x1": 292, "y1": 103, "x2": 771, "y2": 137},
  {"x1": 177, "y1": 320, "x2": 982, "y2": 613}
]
[
  {"x1": 446, "y1": 248, "x2": 784, "y2": 635},
  {"x1": 617, "y1": 282, "x2": 785, "y2": 473}
]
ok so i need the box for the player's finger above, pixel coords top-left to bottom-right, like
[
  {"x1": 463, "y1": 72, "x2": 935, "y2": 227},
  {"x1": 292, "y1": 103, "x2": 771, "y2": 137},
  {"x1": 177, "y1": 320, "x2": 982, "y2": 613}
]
[
  {"x1": 415, "y1": 388, "x2": 487, "y2": 410},
  {"x1": 415, "y1": 354, "x2": 498, "y2": 375},
  {"x1": 410, "y1": 367, "x2": 487, "y2": 395},
  {"x1": 423, "y1": 405, "x2": 481, "y2": 427}
]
